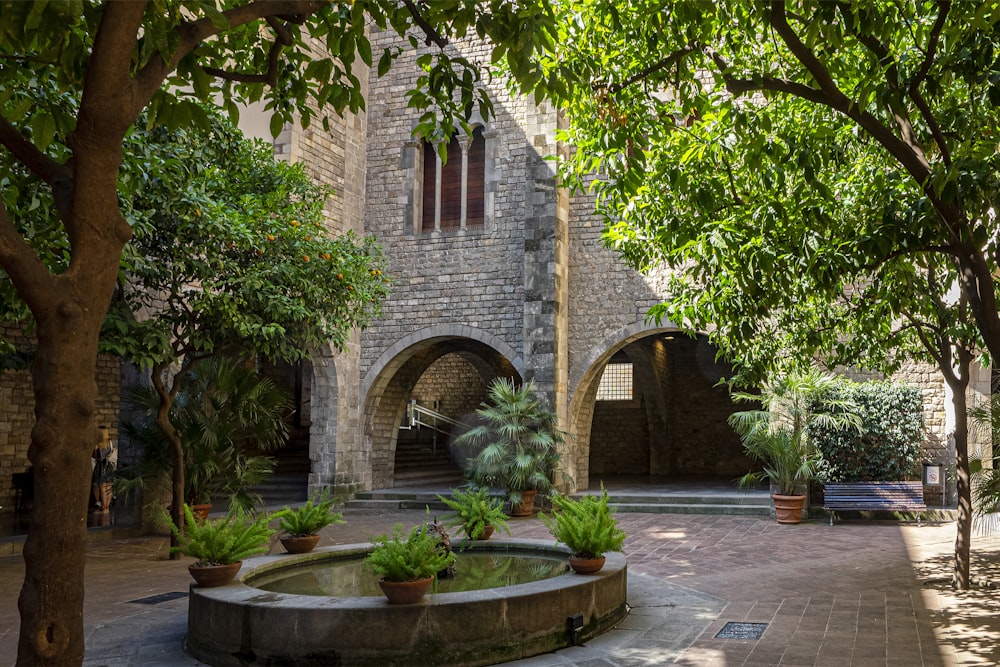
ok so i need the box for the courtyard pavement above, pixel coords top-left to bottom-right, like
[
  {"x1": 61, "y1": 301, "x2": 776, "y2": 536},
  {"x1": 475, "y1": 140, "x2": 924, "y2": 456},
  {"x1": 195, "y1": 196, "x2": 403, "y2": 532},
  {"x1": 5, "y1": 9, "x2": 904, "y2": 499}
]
[{"x1": 1, "y1": 507, "x2": 999, "y2": 666}]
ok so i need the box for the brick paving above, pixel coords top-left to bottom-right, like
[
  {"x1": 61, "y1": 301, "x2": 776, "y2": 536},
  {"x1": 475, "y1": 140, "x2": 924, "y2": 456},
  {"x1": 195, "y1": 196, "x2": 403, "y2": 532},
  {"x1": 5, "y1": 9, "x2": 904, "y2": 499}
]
[{"x1": 1, "y1": 509, "x2": 998, "y2": 666}]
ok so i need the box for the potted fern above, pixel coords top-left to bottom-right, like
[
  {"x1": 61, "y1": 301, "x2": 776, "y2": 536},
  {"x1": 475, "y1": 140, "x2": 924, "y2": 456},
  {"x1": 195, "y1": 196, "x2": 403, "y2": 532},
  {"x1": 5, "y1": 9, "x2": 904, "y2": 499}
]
[
  {"x1": 166, "y1": 504, "x2": 276, "y2": 586},
  {"x1": 365, "y1": 523, "x2": 456, "y2": 604},
  {"x1": 541, "y1": 486, "x2": 625, "y2": 574},
  {"x1": 276, "y1": 489, "x2": 345, "y2": 553},
  {"x1": 436, "y1": 487, "x2": 511, "y2": 540}
]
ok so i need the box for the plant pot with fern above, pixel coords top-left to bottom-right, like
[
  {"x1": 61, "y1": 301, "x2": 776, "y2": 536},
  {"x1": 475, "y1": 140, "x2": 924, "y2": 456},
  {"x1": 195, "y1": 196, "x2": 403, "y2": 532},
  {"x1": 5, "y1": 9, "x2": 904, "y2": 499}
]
[
  {"x1": 165, "y1": 504, "x2": 276, "y2": 586},
  {"x1": 276, "y1": 489, "x2": 344, "y2": 553},
  {"x1": 437, "y1": 486, "x2": 510, "y2": 540},
  {"x1": 540, "y1": 486, "x2": 625, "y2": 574},
  {"x1": 365, "y1": 523, "x2": 457, "y2": 604}
]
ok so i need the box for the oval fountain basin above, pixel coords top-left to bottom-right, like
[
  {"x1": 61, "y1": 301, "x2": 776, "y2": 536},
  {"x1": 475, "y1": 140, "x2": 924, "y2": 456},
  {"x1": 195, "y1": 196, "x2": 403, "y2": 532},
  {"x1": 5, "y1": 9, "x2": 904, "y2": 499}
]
[
  {"x1": 186, "y1": 539, "x2": 628, "y2": 667},
  {"x1": 250, "y1": 549, "x2": 569, "y2": 596}
]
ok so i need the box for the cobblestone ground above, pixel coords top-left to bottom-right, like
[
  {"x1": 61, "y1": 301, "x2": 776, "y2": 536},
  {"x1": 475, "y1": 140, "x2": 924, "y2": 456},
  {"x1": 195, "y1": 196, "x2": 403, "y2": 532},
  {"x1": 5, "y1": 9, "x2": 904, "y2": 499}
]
[{"x1": 1, "y1": 509, "x2": 998, "y2": 666}]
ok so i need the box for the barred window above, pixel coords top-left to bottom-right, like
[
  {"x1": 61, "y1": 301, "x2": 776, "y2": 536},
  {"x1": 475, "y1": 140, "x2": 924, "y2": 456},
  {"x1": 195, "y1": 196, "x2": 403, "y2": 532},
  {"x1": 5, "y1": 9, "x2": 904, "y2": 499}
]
[{"x1": 596, "y1": 363, "x2": 633, "y2": 401}]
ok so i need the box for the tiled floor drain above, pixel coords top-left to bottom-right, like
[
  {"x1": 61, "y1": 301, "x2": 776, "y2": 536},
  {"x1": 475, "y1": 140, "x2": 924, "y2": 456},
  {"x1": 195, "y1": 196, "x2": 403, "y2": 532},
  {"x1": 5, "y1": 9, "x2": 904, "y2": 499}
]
[
  {"x1": 129, "y1": 591, "x2": 188, "y2": 605},
  {"x1": 715, "y1": 621, "x2": 768, "y2": 640}
]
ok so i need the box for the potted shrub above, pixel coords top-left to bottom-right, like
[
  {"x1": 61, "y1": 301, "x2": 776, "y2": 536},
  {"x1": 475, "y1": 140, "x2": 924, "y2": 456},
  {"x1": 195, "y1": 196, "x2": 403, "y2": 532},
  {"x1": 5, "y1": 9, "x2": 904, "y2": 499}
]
[
  {"x1": 276, "y1": 489, "x2": 345, "y2": 553},
  {"x1": 365, "y1": 523, "x2": 457, "y2": 604},
  {"x1": 454, "y1": 378, "x2": 566, "y2": 516},
  {"x1": 541, "y1": 486, "x2": 625, "y2": 574},
  {"x1": 165, "y1": 504, "x2": 276, "y2": 586},
  {"x1": 436, "y1": 487, "x2": 511, "y2": 540},
  {"x1": 730, "y1": 367, "x2": 861, "y2": 524}
]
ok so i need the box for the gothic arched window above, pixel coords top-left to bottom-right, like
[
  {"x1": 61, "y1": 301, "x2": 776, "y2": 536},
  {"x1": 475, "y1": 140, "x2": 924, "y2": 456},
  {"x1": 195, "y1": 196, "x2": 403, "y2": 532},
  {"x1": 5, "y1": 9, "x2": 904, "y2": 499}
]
[{"x1": 421, "y1": 126, "x2": 486, "y2": 233}]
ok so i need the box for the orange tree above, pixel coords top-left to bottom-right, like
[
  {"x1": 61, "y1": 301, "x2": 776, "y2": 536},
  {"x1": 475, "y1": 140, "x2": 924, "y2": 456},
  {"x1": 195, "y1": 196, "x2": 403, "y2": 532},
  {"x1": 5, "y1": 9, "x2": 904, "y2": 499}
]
[{"x1": 0, "y1": 2, "x2": 556, "y2": 664}]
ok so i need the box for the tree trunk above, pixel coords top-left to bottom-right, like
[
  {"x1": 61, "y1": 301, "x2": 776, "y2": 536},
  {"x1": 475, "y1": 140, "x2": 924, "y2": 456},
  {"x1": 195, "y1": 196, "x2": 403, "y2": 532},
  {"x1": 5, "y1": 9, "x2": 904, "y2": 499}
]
[
  {"x1": 151, "y1": 363, "x2": 184, "y2": 559},
  {"x1": 940, "y1": 349, "x2": 973, "y2": 590},
  {"x1": 16, "y1": 306, "x2": 106, "y2": 665}
]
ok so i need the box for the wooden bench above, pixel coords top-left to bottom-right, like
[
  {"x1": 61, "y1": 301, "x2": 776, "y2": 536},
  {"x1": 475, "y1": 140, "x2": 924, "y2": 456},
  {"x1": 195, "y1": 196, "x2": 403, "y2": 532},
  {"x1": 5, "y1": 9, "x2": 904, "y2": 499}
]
[{"x1": 823, "y1": 481, "x2": 926, "y2": 526}]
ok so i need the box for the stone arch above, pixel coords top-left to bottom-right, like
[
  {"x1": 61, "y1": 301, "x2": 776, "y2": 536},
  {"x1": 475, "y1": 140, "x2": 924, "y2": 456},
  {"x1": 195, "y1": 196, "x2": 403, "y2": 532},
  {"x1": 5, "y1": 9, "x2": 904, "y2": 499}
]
[
  {"x1": 361, "y1": 326, "x2": 521, "y2": 489},
  {"x1": 566, "y1": 320, "x2": 746, "y2": 490}
]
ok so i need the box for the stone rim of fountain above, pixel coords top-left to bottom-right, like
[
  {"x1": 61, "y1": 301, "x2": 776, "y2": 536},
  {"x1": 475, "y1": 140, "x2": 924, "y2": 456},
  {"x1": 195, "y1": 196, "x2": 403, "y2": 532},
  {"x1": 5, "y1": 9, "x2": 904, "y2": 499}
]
[{"x1": 186, "y1": 538, "x2": 628, "y2": 667}]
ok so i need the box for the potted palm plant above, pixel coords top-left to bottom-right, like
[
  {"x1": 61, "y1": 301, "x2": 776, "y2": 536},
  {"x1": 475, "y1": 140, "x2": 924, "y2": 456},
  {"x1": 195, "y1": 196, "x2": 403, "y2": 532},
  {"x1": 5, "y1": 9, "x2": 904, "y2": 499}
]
[
  {"x1": 165, "y1": 504, "x2": 276, "y2": 586},
  {"x1": 541, "y1": 486, "x2": 625, "y2": 574},
  {"x1": 365, "y1": 523, "x2": 456, "y2": 604},
  {"x1": 730, "y1": 367, "x2": 862, "y2": 524},
  {"x1": 454, "y1": 378, "x2": 566, "y2": 516},
  {"x1": 436, "y1": 486, "x2": 510, "y2": 540},
  {"x1": 276, "y1": 489, "x2": 344, "y2": 553}
]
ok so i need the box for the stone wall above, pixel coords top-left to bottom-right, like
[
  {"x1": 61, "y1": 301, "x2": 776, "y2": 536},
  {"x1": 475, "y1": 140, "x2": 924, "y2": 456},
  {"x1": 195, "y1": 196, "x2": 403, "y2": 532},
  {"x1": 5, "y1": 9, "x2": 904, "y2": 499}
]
[{"x1": 360, "y1": 30, "x2": 533, "y2": 379}]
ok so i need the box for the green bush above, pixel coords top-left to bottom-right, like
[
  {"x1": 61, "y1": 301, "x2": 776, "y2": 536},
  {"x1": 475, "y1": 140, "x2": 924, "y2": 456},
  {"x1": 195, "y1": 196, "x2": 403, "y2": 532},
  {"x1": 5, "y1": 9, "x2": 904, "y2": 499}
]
[
  {"x1": 437, "y1": 487, "x2": 511, "y2": 539},
  {"x1": 365, "y1": 523, "x2": 457, "y2": 582},
  {"x1": 810, "y1": 381, "x2": 924, "y2": 482},
  {"x1": 540, "y1": 486, "x2": 626, "y2": 559},
  {"x1": 168, "y1": 504, "x2": 276, "y2": 566},
  {"x1": 277, "y1": 489, "x2": 345, "y2": 536}
]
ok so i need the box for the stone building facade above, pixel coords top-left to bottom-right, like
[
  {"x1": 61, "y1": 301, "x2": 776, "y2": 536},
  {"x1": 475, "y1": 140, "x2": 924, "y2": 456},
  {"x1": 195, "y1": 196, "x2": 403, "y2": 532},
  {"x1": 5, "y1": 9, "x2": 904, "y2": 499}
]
[{"x1": 259, "y1": 30, "x2": 987, "y2": 502}]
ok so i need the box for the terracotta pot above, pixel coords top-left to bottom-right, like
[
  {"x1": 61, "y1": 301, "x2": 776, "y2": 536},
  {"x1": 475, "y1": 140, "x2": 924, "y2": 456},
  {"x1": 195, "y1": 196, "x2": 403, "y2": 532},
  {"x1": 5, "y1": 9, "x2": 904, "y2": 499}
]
[
  {"x1": 568, "y1": 555, "x2": 606, "y2": 575},
  {"x1": 189, "y1": 503, "x2": 213, "y2": 524},
  {"x1": 280, "y1": 534, "x2": 321, "y2": 554},
  {"x1": 189, "y1": 561, "x2": 242, "y2": 587},
  {"x1": 509, "y1": 489, "x2": 537, "y2": 517},
  {"x1": 771, "y1": 493, "x2": 806, "y2": 524},
  {"x1": 469, "y1": 525, "x2": 495, "y2": 540},
  {"x1": 378, "y1": 577, "x2": 434, "y2": 604}
]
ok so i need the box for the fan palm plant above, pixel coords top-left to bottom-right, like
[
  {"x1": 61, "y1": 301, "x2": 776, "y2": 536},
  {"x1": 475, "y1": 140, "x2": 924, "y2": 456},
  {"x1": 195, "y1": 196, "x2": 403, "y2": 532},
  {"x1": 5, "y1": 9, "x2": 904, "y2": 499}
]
[
  {"x1": 966, "y1": 397, "x2": 1000, "y2": 534},
  {"x1": 118, "y1": 356, "x2": 292, "y2": 514},
  {"x1": 453, "y1": 378, "x2": 565, "y2": 507},
  {"x1": 730, "y1": 367, "x2": 862, "y2": 496}
]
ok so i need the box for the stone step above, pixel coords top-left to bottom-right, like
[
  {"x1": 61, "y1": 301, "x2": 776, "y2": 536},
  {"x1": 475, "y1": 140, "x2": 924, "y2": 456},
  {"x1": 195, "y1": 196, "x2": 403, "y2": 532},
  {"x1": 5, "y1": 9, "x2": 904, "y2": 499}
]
[
  {"x1": 590, "y1": 493, "x2": 769, "y2": 507},
  {"x1": 611, "y1": 502, "x2": 771, "y2": 516}
]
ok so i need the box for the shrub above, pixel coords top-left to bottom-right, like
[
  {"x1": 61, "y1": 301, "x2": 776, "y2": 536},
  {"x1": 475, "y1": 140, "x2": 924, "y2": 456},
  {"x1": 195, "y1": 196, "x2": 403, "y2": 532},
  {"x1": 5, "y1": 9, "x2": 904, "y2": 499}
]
[
  {"x1": 541, "y1": 486, "x2": 626, "y2": 559},
  {"x1": 277, "y1": 489, "x2": 345, "y2": 536},
  {"x1": 365, "y1": 523, "x2": 457, "y2": 582},
  {"x1": 168, "y1": 504, "x2": 276, "y2": 566},
  {"x1": 810, "y1": 381, "x2": 924, "y2": 482},
  {"x1": 437, "y1": 487, "x2": 511, "y2": 539}
]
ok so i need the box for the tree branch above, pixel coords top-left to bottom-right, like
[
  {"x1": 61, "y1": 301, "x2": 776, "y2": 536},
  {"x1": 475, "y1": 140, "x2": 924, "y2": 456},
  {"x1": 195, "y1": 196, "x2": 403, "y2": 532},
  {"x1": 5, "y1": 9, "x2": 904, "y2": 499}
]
[
  {"x1": 908, "y1": 0, "x2": 952, "y2": 166},
  {"x1": 131, "y1": 0, "x2": 329, "y2": 113},
  {"x1": 0, "y1": 201, "x2": 58, "y2": 312},
  {"x1": 604, "y1": 44, "x2": 699, "y2": 94},
  {"x1": 0, "y1": 116, "x2": 69, "y2": 187},
  {"x1": 401, "y1": 0, "x2": 449, "y2": 49}
]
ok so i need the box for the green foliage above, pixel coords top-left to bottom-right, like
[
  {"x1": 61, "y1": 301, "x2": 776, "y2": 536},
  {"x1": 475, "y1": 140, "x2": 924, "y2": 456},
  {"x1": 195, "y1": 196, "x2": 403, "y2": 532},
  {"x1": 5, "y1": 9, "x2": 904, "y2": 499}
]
[
  {"x1": 454, "y1": 378, "x2": 566, "y2": 503},
  {"x1": 277, "y1": 489, "x2": 345, "y2": 537},
  {"x1": 811, "y1": 382, "x2": 924, "y2": 482},
  {"x1": 436, "y1": 487, "x2": 510, "y2": 539},
  {"x1": 967, "y1": 397, "x2": 1000, "y2": 533},
  {"x1": 104, "y1": 107, "x2": 391, "y2": 369},
  {"x1": 117, "y1": 357, "x2": 291, "y2": 510},
  {"x1": 541, "y1": 486, "x2": 625, "y2": 559},
  {"x1": 167, "y1": 504, "x2": 275, "y2": 566},
  {"x1": 730, "y1": 368, "x2": 862, "y2": 495},
  {"x1": 365, "y1": 523, "x2": 457, "y2": 582},
  {"x1": 545, "y1": 1, "x2": 1000, "y2": 383}
]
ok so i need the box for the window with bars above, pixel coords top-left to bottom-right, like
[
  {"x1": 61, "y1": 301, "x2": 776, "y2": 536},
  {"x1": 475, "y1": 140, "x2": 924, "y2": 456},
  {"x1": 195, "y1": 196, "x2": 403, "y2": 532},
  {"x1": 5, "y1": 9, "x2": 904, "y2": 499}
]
[
  {"x1": 596, "y1": 362, "x2": 633, "y2": 401},
  {"x1": 421, "y1": 126, "x2": 485, "y2": 233}
]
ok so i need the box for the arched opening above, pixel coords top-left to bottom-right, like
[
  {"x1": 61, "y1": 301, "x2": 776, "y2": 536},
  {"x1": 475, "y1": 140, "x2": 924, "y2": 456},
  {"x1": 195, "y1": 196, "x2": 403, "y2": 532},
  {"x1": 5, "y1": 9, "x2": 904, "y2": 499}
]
[
  {"x1": 363, "y1": 332, "x2": 520, "y2": 489},
  {"x1": 574, "y1": 332, "x2": 751, "y2": 490}
]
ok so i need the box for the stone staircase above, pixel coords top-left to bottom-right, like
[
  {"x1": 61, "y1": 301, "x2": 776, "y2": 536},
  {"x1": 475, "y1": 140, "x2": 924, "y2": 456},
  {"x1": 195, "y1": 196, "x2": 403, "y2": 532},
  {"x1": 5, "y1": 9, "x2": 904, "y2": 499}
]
[
  {"x1": 346, "y1": 485, "x2": 772, "y2": 517},
  {"x1": 391, "y1": 430, "x2": 463, "y2": 488}
]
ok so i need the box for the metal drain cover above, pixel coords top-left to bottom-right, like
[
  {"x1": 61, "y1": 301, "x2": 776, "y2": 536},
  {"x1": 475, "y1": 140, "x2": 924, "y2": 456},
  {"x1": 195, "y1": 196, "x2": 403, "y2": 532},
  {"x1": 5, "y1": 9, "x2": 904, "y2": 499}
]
[
  {"x1": 129, "y1": 591, "x2": 188, "y2": 605},
  {"x1": 715, "y1": 621, "x2": 768, "y2": 640}
]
